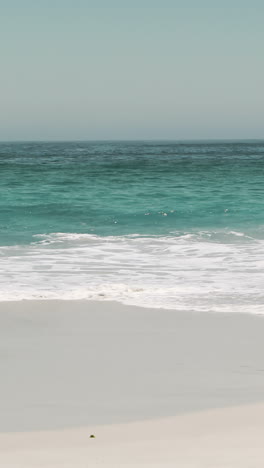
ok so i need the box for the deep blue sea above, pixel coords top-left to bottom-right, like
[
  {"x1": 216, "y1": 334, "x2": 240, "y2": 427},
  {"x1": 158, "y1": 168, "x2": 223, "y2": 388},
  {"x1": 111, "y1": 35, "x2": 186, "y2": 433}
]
[{"x1": 0, "y1": 140, "x2": 263, "y2": 313}]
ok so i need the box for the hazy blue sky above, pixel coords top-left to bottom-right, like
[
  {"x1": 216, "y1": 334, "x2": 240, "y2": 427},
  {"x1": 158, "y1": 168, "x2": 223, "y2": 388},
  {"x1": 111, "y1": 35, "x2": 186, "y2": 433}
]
[{"x1": 1, "y1": 1, "x2": 264, "y2": 140}]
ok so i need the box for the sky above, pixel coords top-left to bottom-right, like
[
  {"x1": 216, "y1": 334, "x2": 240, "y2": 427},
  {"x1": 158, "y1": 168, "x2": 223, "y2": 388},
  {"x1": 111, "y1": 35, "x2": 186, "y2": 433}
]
[{"x1": 1, "y1": 1, "x2": 264, "y2": 140}]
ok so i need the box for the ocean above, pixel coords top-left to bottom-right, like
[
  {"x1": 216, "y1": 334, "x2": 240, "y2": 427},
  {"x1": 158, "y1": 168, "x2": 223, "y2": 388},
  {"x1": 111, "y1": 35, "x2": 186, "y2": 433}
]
[{"x1": 0, "y1": 140, "x2": 263, "y2": 313}]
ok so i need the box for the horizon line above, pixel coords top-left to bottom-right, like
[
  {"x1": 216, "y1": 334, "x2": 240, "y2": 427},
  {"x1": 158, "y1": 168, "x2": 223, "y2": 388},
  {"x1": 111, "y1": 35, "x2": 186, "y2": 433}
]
[{"x1": 0, "y1": 138, "x2": 264, "y2": 144}]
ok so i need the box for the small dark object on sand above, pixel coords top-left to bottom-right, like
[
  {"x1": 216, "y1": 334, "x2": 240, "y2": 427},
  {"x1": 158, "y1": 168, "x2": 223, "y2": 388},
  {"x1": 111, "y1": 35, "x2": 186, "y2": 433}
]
[{"x1": 90, "y1": 434, "x2": 96, "y2": 438}]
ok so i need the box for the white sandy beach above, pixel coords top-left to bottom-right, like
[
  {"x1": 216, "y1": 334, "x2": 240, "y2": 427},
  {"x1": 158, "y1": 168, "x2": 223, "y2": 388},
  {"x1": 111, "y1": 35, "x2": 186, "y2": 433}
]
[
  {"x1": 2, "y1": 403, "x2": 264, "y2": 468},
  {"x1": 1, "y1": 300, "x2": 264, "y2": 467}
]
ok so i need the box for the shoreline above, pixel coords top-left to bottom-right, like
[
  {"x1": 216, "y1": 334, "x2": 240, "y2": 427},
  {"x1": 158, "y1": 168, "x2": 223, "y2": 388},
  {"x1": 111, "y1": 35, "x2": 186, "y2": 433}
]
[{"x1": 1, "y1": 296, "x2": 263, "y2": 315}]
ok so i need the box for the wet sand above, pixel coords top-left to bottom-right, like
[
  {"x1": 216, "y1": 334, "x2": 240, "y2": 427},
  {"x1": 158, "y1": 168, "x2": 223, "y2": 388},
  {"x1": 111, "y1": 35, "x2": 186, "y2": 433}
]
[{"x1": 1, "y1": 300, "x2": 264, "y2": 466}]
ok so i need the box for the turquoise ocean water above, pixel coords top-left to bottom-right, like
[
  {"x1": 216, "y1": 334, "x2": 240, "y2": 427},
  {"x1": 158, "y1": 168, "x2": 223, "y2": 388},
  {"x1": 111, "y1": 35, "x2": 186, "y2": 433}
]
[{"x1": 0, "y1": 141, "x2": 263, "y2": 313}]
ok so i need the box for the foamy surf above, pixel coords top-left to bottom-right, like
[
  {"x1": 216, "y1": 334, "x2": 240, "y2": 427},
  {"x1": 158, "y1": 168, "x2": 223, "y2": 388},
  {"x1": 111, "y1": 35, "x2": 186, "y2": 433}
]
[{"x1": 0, "y1": 232, "x2": 263, "y2": 314}]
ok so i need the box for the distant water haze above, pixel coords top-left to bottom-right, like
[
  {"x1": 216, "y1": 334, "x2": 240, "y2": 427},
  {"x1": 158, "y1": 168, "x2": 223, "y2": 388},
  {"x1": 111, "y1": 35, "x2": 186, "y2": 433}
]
[{"x1": 1, "y1": 3, "x2": 264, "y2": 140}]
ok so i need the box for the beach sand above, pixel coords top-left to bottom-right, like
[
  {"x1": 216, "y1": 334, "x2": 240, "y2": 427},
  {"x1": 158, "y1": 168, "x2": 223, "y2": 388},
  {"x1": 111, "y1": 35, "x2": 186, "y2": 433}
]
[
  {"x1": 1, "y1": 403, "x2": 264, "y2": 467},
  {"x1": 1, "y1": 300, "x2": 264, "y2": 466}
]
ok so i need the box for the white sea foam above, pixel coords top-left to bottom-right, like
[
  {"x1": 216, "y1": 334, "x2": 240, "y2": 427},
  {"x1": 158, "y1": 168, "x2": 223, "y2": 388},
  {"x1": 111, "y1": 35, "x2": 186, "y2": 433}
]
[{"x1": 0, "y1": 232, "x2": 263, "y2": 314}]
